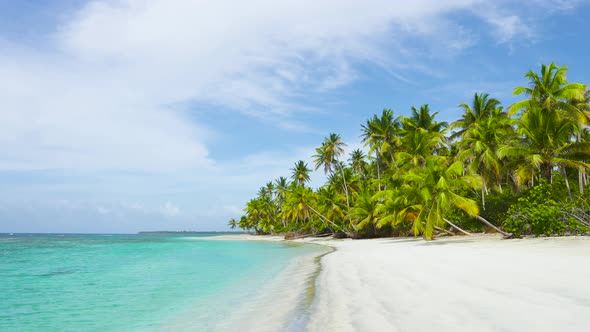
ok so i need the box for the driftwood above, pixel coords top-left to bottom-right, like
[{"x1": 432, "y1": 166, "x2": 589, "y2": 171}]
[
  {"x1": 288, "y1": 232, "x2": 333, "y2": 240},
  {"x1": 564, "y1": 210, "x2": 590, "y2": 227}
]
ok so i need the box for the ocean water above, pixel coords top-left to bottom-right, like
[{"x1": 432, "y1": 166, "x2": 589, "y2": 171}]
[{"x1": 0, "y1": 233, "x2": 327, "y2": 331}]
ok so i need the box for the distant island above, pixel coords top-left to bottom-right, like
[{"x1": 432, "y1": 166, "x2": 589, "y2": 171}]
[{"x1": 138, "y1": 231, "x2": 247, "y2": 234}]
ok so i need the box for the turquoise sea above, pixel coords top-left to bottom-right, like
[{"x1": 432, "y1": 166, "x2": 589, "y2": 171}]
[{"x1": 0, "y1": 233, "x2": 327, "y2": 331}]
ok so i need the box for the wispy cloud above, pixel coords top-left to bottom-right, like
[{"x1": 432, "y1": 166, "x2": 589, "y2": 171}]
[{"x1": 1, "y1": 0, "x2": 536, "y2": 173}]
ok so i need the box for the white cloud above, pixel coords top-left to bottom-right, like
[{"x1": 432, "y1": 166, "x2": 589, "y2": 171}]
[
  {"x1": 477, "y1": 9, "x2": 533, "y2": 44},
  {"x1": 1, "y1": 0, "x2": 554, "y2": 173}
]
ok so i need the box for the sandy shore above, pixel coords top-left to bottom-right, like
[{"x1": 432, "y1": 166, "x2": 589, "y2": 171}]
[
  {"x1": 208, "y1": 234, "x2": 590, "y2": 331},
  {"x1": 304, "y1": 235, "x2": 590, "y2": 332}
]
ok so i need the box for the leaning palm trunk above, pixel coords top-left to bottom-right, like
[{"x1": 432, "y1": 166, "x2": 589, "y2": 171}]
[
  {"x1": 474, "y1": 215, "x2": 511, "y2": 237},
  {"x1": 308, "y1": 205, "x2": 355, "y2": 238},
  {"x1": 443, "y1": 218, "x2": 472, "y2": 236},
  {"x1": 307, "y1": 205, "x2": 339, "y2": 230}
]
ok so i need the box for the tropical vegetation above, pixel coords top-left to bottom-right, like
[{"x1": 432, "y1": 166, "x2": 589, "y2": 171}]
[{"x1": 229, "y1": 63, "x2": 590, "y2": 240}]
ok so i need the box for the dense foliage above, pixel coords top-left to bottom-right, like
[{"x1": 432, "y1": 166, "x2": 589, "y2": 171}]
[{"x1": 228, "y1": 63, "x2": 590, "y2": 239}]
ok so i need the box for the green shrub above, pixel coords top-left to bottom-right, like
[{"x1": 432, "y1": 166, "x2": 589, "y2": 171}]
[
  {"x1": 502, "y1": 180, "x2": 588, "y2": 237},
  {"x1": 479, "y1": 190, "x2": 519, "y2": 228}
]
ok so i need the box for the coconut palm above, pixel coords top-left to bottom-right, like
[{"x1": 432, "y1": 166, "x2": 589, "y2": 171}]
[
  {"x1": 397, "y1": 105, "x2": 448, "y2": 167},
  {"x1": 512, "y1": 63, "x2": 587, "y2": 123},
  {"x1": 313, "y1": 133, "x2": 350, "y2": 205},
  {"x1": 263, "y1": 181, "x2": 275, "y2": 199},
  {"x1": 282, "y1": 186, "x2": 338, "y2": 232},
  {"x1": 454, "y1": 98, "x2": 515, "y2": 207},
  {"x1": 361, "y1": 109, "x2": 402, "y2": 190},
  {"x1": 228, "y1": 218, "x2": 238, "y2": 229},
  {"x1": 316, "y1": 187, "x2": 347, "y2": 229},
  {"x1": 395, "y1": 127, "x2": 445, "y2": 171},
  {"x1": 499, "y1": 107, "x2": 590, "y2": 194},
  {"x1": 244, "y1": 198, "x2": 264, "y2": 234},
  {"x1": 349, "y1": 149, "x2": 367, "y2": 177},
  {"x1": 290, "y1": 160, "x2": 311, "y2": 187},
  {"x1": 403, "y1": 104, "x2": 448, "y2": 134},
  {"x1": 349, "y1": 188, "x2": 380, "y2": 234},
  {"x1": 274, "y1": 177, "x2": 288, "y2": 204},
  {"x1": 451, "y1": 93, "x2": 502, "y2": 140},
  {"x1": 571, "y1": 90, "x2": 590, "y2": 193},
  {"x1": 392, "y1": 156, "x2": 505, "y2": 239}
]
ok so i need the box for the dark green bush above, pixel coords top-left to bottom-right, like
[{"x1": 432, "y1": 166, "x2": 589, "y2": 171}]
[
  {"x1": 479, "y1": 189, "x2": 519, "y2": 228},
  {"x1": 502, "y1": 179, "x2": 588, "y2": 237}
]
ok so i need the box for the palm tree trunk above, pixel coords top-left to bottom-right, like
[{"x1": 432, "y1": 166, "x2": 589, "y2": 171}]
[
  {"x1": 576, "y1": 131, "x2": 585, "y2": 194},
  {"x1": 443, "y1": 218, "x2": 472, "y2": 236},
  {"x1": 307, "y1": 205, "x2": 338, "y2": 229},
  {"x1": 481, "y1": 187, "x2": 486, "y2": 210},
  {"x1": 308, "y1": 205, "x2": 355, "y2": 237},
  {"x1": 474, "y1": 215, "x2": 511, "y2": 237},
  {"x1": 375, "y1": 150, "x2": 382, "y2": 192},
  {"x1": 562, "y1": 167, "x2": 573, "y2": 202},
  {"x1": 336, "y1": 162, "x2": 350, "y2": 207},
  {"x1": 579, "y1": 168, "x2": 585, "y2": 194}
]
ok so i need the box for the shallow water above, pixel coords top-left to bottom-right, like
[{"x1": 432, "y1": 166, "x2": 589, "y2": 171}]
[{"x1": 0, "y1": 233, "x2": 327, "y2": 331}]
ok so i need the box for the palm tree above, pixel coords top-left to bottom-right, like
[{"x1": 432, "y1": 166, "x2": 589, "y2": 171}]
[
  {"x1": 509, "y1": 63, "x2": 587, "y2": 196},
  {"x1": 388, "y1": 156, "x2": 507, "y2": 239},
  {"x1": 290, "y1": 160, "x2": 311, "y2": 187},
  {"x1": 512, "y1": 63, "x2": 587, "y2": 123},
  {"x1": 274, "y1": 177, "x2": 289, "y2": 227},
  {"x1": 397, "y1": 105, "x2": 448, "y2": 168},
  {"x1": 404, "y1": 104, "x2": 448, "y2": 134},
  {"x1": 313, "y1": 133, "x2": 350, "y2": 205},
  {"x1": 499, "y1": 107, "x2": 590, "y2": 192},
  {"x1": 395, "y1": 127, "x2": 445, "y2": 170},
  {"x1": 237, "y1": 215, "x2": 251, "y2": 232},
  {"x1": 244, "y1": 198, "x2": 264, "y2": 234},
  {"x1": 451, "y1": 93, "x2": 502, "y2": 140},
  {"x1": 282, "y1": 186, "x2": 338, "y2": 233},
  {"x1": 349, "y1": 149, "x2": 367, "y2": 177},
  {"x1": 361, "y1": 109, "x2": 402, "y2": 190},
  {"x1": 316, "y1": 187, "x2": 347, "y2": 230},
  {"x1": 349, "y1": 188, "x2": 380, "y2": 234},
  {"x1": 571, "y1": 89, "x2": 590, "y2": 193},
  {"x1": 274, "y1": 177, "x2": 288, "y2": 202},
  {"x1": 263, "y1": 181, "x2": 275, "y2": 200},
  {"x1": 453, "y1": 95, "x2": 514, "y2": 208},
  {"x1": 228, "y1": 218, "x2": 238, "y2": 229}
]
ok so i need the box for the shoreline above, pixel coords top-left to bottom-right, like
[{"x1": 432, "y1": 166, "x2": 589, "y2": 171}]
[
  {"x1": 203, "y1": 234, "x2": 333, "y2": 331},
  {"x1": 209, "y1": 234, "x2": 590, "y2": 331}
]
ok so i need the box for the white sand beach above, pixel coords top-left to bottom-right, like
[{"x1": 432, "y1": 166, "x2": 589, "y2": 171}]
[
  {"x1": 208, "y1": 234, "x2": 590, "y2": 331},
  {"x1": 303, "y1": 235, "x2": 590, "y2": 332}
]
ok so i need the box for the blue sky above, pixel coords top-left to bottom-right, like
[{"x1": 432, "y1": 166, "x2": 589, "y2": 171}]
[{"x1": 1, "y1": 0, "x2": 589, "y2": 233}]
